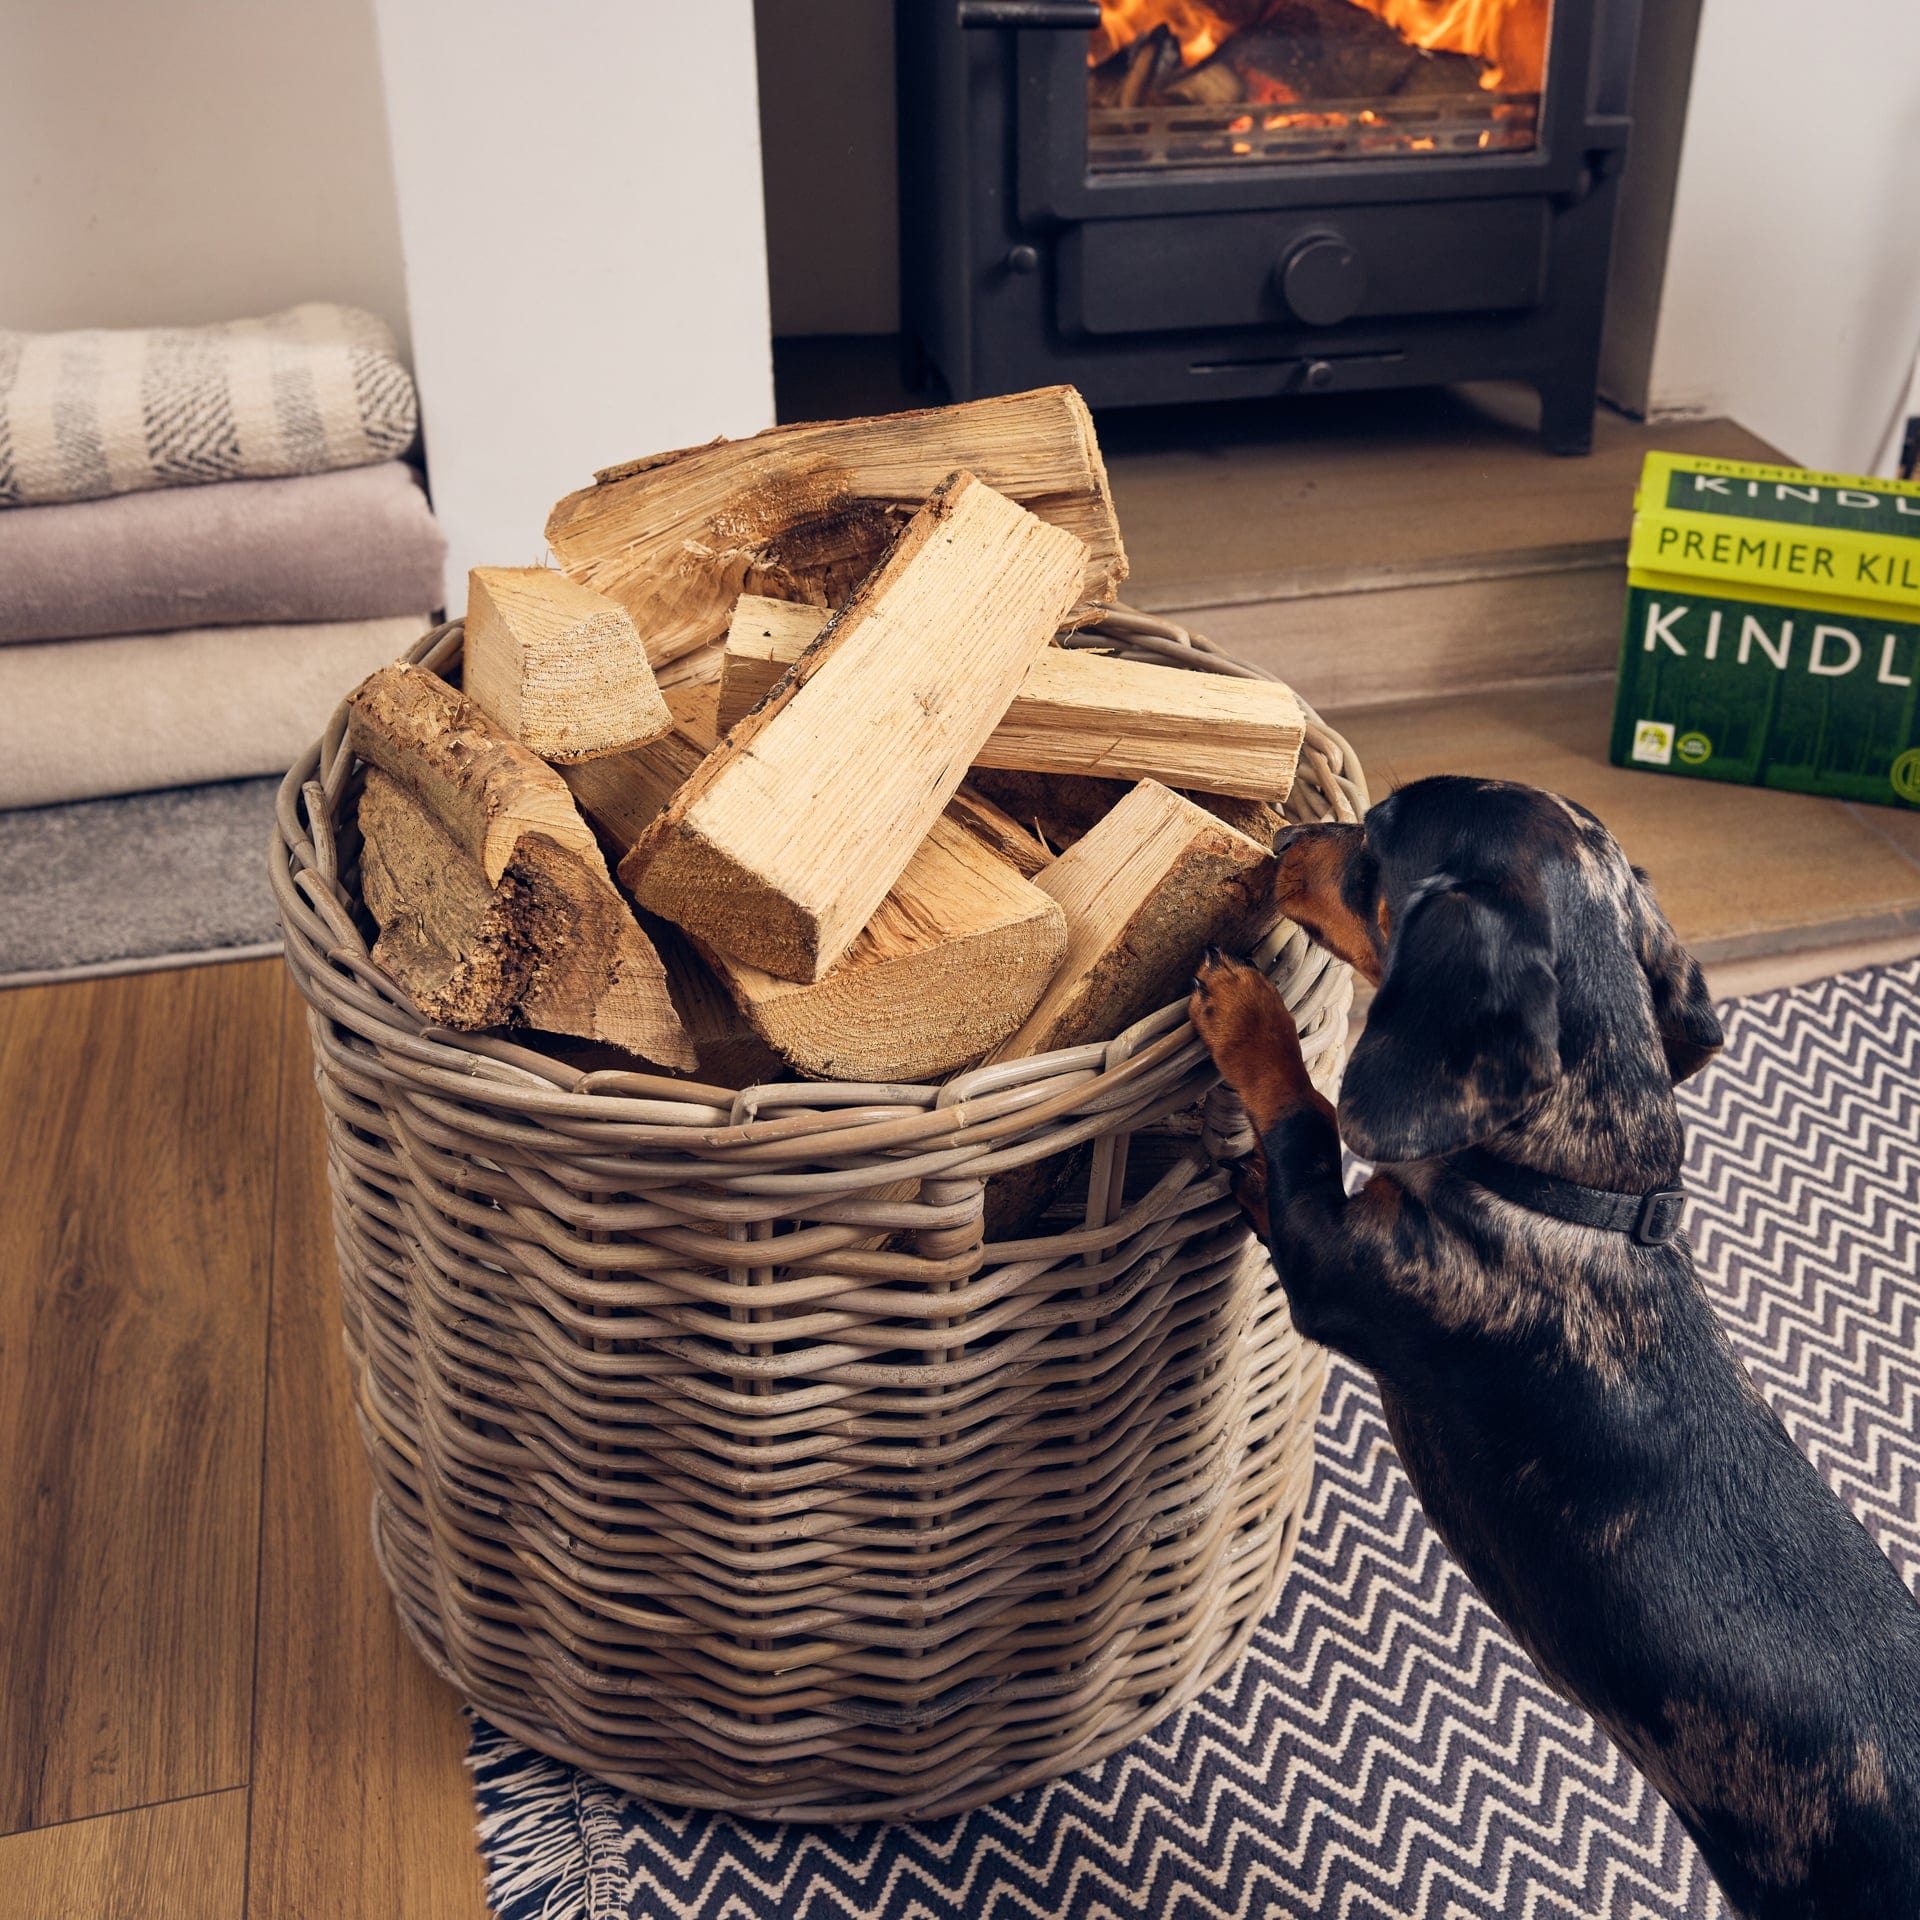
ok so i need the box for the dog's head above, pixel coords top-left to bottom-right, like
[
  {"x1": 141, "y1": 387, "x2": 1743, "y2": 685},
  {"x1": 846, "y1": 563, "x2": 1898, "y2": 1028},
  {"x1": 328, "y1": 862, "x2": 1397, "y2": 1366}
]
[{"x1": 1277, "y1": 776, "x2": 1722, "y2": 1163}]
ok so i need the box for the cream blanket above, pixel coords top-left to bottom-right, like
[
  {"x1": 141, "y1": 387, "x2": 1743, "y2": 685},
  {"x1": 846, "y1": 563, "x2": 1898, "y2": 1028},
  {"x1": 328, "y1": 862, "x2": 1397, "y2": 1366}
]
[
  {"x1": 0, "y1": 304, "x2": 417, "y2": 508},
  {"x1": 0, "y1": 616, "x2": 424, "y2": 807}
]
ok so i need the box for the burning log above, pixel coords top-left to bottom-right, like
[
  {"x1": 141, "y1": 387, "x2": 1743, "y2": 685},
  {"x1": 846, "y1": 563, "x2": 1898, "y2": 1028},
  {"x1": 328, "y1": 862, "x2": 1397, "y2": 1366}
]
[
  {"x1": 1217, "y1": 0, "x2": 1481, "y2": 101},
  {"x1": 1092, "y1": 0, "x2": 1499, "y2": 111},
  {"x1": 620, "y1": 474, "x2": 1086, "y2": 983},
  {"x1": 545, "y1": 386, "x2": 1126, "y2": 669}
]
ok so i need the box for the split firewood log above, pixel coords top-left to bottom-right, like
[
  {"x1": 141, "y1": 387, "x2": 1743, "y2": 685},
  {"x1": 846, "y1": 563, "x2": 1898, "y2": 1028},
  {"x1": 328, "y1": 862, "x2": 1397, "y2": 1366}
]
[
  {"x1": 463, "y1": 566, "x2": 672, "y2": 763},
  {"x1": 966, "y1": 766, "x2": 1293, "y2": 858},
  {"x1": 991, "y1": 779, "x2": 1277, "y2": 1062},
  {"x1": 619, "y1": 472, "x2": 1086, "y2": 983},
  {"x1": 544, "y1": 386, "x2": 1125, "y2": 668},
  {"x1": 566, "y1": 728, "x2": 1065, "y2": 1083},
  {"x1": 718, "y1": 593, "x2": 1303, "y2": 799}
]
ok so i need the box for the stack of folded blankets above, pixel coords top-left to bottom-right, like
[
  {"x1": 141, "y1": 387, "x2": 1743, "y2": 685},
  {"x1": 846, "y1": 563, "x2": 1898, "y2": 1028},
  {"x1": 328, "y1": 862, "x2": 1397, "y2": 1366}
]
[{"x1": 0, "y1": 303, "x2": 443, "y2": 809}]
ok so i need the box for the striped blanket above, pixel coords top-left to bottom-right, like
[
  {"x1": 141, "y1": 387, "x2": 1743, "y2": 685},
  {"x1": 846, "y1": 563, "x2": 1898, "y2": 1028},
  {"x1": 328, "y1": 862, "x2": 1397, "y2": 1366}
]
[{"x1": 0, "y1": 303, "x2": 417, "y2": 507}]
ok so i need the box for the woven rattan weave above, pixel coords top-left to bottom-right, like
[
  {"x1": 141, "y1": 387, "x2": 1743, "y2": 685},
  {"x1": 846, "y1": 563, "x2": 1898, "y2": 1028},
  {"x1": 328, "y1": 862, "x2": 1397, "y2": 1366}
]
[{"x1": 271, "y1": 608, "x2": 1368, "y2": 1821}]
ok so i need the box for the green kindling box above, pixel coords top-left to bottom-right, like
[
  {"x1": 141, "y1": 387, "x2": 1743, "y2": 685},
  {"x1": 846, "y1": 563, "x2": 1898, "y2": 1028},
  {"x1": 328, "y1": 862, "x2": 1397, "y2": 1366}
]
[{"x1": 1610, "y1": 452, "x2": 1920, "y2": 809}]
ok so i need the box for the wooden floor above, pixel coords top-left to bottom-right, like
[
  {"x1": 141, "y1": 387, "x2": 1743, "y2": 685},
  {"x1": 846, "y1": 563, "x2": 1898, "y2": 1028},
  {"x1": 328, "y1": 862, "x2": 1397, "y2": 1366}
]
[{"x1": 0, "y1": 963, "x2": 487, "y2": 1920}]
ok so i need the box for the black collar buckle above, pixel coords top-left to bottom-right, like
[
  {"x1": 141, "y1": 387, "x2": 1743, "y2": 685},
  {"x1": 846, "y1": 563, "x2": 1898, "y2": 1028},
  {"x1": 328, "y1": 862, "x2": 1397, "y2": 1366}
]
[{"x1": 1633, "y1": 1187, "x2": 1687, "y2": 1246}]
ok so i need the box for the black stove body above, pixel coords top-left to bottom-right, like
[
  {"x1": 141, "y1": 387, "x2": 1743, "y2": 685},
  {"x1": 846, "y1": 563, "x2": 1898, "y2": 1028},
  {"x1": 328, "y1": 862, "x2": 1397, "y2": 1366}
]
[{"x1": 896, "y1": 0, "x2": 1643, "y2": 453}]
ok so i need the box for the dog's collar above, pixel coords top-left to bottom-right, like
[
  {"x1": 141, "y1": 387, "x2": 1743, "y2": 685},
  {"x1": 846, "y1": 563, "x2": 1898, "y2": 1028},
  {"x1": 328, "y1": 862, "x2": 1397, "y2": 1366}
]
[{"x1": 1454, "y1": 1146, "x2": 1687, "y2": 1247}]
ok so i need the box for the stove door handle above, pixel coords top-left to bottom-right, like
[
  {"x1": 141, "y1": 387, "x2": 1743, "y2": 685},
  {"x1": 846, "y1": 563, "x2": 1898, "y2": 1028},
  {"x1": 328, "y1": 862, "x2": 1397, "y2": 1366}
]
[{"x1": 957, "y1": 1, "x2": 1102, "y2": 26}]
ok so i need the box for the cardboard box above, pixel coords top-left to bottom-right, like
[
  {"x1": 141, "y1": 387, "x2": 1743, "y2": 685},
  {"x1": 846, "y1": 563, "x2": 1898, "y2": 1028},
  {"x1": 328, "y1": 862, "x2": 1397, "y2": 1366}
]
[{"x1": 1610, "y1": 453, "x2": 1920, "y2": 808}]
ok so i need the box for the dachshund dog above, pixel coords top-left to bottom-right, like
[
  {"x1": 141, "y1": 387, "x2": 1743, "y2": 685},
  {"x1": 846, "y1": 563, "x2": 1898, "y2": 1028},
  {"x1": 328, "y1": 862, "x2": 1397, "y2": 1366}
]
[{"x1": 1188, "y1": 775, "x2": 1920, "y2": 1918}]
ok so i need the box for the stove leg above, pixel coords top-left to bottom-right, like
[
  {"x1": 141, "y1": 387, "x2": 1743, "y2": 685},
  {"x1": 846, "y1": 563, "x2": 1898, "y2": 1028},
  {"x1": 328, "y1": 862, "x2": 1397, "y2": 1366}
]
[{"x1": 1538, "y1": 375, "x2": 1597, "y2": 457}]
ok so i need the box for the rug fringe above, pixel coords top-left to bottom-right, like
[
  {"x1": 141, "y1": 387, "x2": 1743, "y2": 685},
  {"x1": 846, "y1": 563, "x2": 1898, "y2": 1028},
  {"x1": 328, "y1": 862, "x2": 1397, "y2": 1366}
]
[{"x1": 467, "y1": 1716, "x2": 591, "y2": 1920}]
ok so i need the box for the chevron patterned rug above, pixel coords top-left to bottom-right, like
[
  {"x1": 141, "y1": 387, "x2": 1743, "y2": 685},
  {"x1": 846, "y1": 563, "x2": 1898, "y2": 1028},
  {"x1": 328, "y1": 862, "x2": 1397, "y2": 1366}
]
[{"x1": 468, "y1": 959, "x2": 1920, "y2": 1920}]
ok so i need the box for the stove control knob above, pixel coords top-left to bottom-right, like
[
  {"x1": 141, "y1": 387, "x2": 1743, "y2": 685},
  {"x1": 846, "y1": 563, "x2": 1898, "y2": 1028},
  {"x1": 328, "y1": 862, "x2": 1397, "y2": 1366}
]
[{"x1": 1280, "y1": 235, "x2": 1367, "y2": 327}]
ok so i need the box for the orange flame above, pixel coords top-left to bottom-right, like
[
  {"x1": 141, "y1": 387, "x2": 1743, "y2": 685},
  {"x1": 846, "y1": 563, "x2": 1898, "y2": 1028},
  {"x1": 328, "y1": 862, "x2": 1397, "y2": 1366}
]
[
  {"x1": 1090, "y1": 0, "x2": 1547, "y2": 93},
  {"x1": 1089, "y1": 0, "x2": 1237, "y2": 67},
  {"x1": 1343, "y1": 0, "x2": 1546, "y2": 91}
]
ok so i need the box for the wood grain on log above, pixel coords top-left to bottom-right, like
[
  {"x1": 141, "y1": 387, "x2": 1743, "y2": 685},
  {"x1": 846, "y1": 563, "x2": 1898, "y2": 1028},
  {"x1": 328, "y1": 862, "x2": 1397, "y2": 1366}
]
[
  {"x1": 346, "y1": 669, "x2": 692, "y2": 1066},
  {"x1": 718, "y1": 595, "x2": 1303, "y2": 799},
  {"x1": 545, "y1": 387, "x2": 1124, "y2": 668},
  {"x1": 620, "y1": 472, "x2": 1086, "y2": 983},
  {"x1": 464, "y1": 566, "x2": 672, "y2": 763},
  {"x1": 991, "y1": 779, "x2": 1276, "y2": 1061}
]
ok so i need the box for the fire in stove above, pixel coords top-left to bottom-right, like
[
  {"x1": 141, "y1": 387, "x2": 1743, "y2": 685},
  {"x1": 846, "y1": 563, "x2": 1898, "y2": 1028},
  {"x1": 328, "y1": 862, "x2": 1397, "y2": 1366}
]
[{"x1": 1087, "y1": 0, "x2": 1551, "y2": 169}]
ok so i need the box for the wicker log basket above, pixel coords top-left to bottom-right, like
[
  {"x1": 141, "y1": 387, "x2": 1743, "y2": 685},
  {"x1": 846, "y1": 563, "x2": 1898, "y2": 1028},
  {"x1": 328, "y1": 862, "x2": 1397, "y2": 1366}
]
[{"x1": 271, "y1": 606, "x2": 1368, "y2": 1821}]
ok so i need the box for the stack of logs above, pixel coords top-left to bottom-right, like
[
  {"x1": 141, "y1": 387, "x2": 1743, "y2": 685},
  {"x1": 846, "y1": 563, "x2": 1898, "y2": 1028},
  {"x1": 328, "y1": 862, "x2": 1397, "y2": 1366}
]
[{"x1": 345, "y1": 385, "x2": 1306, "y2": 1095}]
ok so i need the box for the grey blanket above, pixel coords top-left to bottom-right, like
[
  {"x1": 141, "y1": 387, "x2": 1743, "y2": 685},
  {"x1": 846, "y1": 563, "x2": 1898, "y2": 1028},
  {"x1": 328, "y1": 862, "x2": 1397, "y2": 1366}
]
[
  {"x1": 0, "y1": 461, "x2": 446, "y2": 643},
  {"x1": 0, "y1": 303, "x2": 417, "y2": 507}
]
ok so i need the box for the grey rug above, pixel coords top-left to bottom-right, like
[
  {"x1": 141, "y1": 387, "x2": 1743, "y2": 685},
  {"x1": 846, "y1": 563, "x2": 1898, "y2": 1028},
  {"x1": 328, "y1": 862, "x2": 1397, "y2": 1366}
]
[
  {"x1": 467, "y1": 960, "x2": 1920, "y2": 1920},
  {"x1": 0, "y1": 776, "x2": 282, "y2": 986}
]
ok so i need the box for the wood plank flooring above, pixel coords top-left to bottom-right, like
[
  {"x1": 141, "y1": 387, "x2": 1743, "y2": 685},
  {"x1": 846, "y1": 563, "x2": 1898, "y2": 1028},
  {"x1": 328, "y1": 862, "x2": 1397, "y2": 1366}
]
[
  {"x1": 0, "y1": 961, "x2": 485, "y2": 1919},
  {"x1": 0, "y1": 1792, "x2": 248, "y2": 1920},
  {"x1": 0, "y1": 965, "x2": 278, "y2": 1835}
]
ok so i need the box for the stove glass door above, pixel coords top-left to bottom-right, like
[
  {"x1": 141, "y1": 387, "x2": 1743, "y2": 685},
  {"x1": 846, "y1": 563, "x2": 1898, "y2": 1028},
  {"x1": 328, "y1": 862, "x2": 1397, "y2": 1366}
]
[{"x1": 1086, "y1": 0, "x2": 1553, "y2": 172}]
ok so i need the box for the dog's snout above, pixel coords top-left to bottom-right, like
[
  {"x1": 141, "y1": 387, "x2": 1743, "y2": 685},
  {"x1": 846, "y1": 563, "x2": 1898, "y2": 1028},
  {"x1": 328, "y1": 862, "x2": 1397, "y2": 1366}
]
[{"x1": 1273, "y1": 825, "x2": 1305, "y2": 855}]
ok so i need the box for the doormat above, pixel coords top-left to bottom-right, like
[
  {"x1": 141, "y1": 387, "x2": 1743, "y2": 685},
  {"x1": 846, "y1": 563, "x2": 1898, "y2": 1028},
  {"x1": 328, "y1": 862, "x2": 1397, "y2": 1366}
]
[
  {"x1": 467, "y1": 960, "x2": 1920, "y2": 1919},
  {"x1": 0, "y1": 776, "x2": 282, "y2": 987}
]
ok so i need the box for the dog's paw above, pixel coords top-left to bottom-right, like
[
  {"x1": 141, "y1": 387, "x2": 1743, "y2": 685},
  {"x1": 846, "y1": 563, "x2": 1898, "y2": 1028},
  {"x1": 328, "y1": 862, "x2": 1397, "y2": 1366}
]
[
  {"x1": 1189, "y1": 947, "x2": 1292, "y2": 1059},
  {"x1": 1189, "y1": 947, "x2": 1309, "y2": 1136}
]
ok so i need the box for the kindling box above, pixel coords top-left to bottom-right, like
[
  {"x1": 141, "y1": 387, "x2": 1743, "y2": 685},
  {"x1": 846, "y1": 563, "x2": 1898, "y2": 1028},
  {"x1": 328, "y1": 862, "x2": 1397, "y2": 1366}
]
[{"x1": 1610, "y1": 453, "x2": 1920, "y2": 809}]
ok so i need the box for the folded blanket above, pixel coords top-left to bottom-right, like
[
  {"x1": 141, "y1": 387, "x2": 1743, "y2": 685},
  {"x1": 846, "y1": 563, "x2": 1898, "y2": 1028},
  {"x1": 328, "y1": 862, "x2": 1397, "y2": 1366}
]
[
  {"x1": 0, "y1": 616, "x2": 424, "y2": 808},
  {"x1": 0, "y1": 304, "x2": 417, "y2": 508},
  {"x1": 0, "y1": 462, "x2": 447, "y2": 644}
]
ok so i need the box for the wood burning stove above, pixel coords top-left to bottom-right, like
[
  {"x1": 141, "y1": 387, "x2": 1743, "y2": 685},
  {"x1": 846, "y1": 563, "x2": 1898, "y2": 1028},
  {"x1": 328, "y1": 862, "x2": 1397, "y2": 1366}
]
[{"x1": 896, "y1": 0, "x2": 1642, "y2": 452}]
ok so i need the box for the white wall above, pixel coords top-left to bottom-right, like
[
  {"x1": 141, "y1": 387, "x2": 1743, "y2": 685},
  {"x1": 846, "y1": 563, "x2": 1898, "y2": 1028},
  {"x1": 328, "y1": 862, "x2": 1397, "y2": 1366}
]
[
  {"x1": 0, "y1": 0, "x2": 410, "y2": 356},
  {"x1": 1648, "y1": 0, "x2": 1920, "y2": 474},
  {"x1": 373, "y1": 0, "x2": 777, "y2": 609}
]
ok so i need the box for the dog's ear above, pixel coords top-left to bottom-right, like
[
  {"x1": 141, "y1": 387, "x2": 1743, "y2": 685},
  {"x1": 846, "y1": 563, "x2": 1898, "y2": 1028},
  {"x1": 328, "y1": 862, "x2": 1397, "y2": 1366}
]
[
  {"x1": 1338, "y1": 878, "x2": 1561, "y2": 1163},
  {"x1": 1632, "y1": 869, "x2": 1722, "y2": 1084}
]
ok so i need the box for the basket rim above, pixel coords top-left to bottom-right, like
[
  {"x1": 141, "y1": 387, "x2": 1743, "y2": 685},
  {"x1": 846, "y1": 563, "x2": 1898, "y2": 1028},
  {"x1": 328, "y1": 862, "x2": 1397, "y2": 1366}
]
[{"x1": 270, "y1": 604, "x2": 1368, "y2": 1129}]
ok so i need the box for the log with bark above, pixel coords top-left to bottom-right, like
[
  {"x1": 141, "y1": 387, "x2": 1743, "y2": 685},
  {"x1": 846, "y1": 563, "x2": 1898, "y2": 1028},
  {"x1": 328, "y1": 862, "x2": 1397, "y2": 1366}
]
[
  {"x1": 620, "y1": 472, "x2": 1086, "y2": 983},
  {"x1": 346, "y1": 664, "x2": 693, "y2": 1067},
  {"x1": 718, "y1": 594, "x2": 1304, "y2": 799},
  {"x1": 544, "y1": 387, "x2": 1126, "y2": 668}
]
